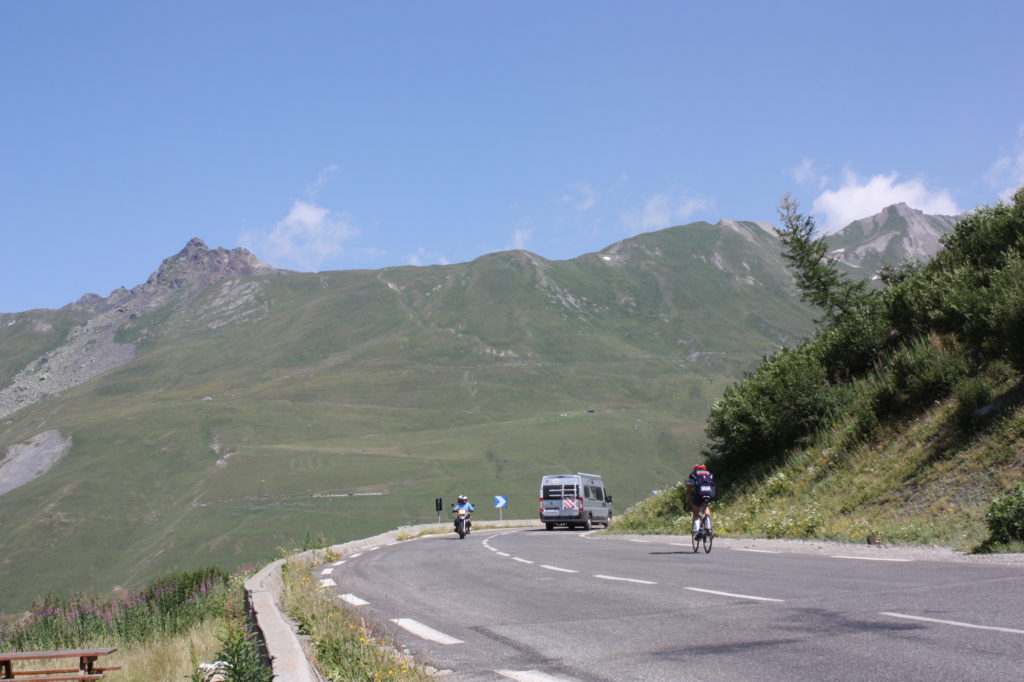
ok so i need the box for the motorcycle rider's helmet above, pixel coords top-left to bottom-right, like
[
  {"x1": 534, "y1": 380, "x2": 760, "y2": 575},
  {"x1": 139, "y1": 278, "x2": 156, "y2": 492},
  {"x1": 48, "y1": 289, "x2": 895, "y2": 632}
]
[{"x1": 458, "y1": 494, "x2": 468, "y2": 502}]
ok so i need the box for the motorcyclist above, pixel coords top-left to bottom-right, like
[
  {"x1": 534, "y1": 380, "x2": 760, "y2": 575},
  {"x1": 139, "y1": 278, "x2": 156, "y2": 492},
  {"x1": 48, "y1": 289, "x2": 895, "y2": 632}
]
[
  {"x1": 684, "y1": 464, "x2": 715, "y2": 534},
  {"x1": 452, "y1": 494, "x2": 475, "y2": 533}
]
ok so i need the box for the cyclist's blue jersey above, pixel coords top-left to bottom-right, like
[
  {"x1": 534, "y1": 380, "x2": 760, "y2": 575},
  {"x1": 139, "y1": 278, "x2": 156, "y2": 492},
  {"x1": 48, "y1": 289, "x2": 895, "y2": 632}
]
[
  {"x1": 453, "y1": 501, "x2": 475, "y2": 512},
  {"x1": 688, "y1": 471, "x2": 715, "y2": 501}
]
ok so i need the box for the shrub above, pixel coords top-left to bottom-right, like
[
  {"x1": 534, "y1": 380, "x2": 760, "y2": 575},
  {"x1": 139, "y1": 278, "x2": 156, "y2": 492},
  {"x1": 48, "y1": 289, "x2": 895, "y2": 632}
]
[
  {"x1": 952, "y1": 376, "x2": 996, "y2": 431},
  {"x1": 888, "y1": 335, "x2": 970, "y2": 408},
  {"x1": 986, "y1": 481, "x2": 1024, "y2": 544}
]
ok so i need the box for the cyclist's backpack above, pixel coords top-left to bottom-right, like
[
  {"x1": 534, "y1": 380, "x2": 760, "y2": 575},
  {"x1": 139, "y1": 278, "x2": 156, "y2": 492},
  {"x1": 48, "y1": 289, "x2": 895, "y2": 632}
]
[{"x1": 693, "y1": 471, "x2": 716, "y2": 499}]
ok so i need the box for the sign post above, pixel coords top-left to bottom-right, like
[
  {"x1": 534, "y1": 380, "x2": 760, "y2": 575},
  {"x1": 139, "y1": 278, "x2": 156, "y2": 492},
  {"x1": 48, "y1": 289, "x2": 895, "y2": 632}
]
[
  {"x1": 494, "y1": 495, "x2": 508, "y2": 521},
  {"x1": 435, "y1": 498, "x2": 443, "y2": 524}
]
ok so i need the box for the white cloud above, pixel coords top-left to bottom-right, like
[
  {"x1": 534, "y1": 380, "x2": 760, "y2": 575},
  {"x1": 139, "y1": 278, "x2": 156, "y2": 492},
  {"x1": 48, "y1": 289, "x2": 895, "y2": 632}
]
[
  {"x1": 622, "y1": 192, "x2": 711, "y2": 235},
  {"x1": 305, "y1": 164, "x2": 339, "y2": 200},
  {"x1": 812, "y1": 171, "x2": 959, "y2": 233},
  {"x1": 791, "y1": 158, "x2": 828, "y2": 188},
  {"x1": 986, "y1": 124, "x2": 1024, "y2": 202},
  {"x1": 511, "y1": 227, "x2": 533, "y2": 250},
  {"x1": 407, "y1": 248, "x2": 449, "y2": 267},
  {"x1": 560, "y1": 182, "x2": 597, "y2": 211},
  {"x1": 240, "y1": 200, "x2": 359, "y2": 270}
]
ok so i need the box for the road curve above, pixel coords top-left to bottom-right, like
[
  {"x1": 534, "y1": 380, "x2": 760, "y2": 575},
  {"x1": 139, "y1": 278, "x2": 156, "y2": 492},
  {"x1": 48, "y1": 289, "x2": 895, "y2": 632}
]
[{"x1": 314, "y1": 527, "x2": 1024, "y2": 681}]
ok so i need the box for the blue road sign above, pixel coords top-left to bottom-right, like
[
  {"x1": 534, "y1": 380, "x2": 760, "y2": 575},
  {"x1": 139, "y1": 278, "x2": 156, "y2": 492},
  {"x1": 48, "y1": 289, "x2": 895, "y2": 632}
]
[{"x1": 494, "y1": 495, "x2": 508, "y2": 508}]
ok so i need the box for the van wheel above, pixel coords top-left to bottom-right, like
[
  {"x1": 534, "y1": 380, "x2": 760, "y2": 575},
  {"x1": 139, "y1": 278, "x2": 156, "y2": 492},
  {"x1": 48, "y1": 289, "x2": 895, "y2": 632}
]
[
  {"x1": 545, "y1": 523, "x2": 554, "y2": 531},
  {"x1": 583, "y1": 515, "x2": 592, "y2": 531}
]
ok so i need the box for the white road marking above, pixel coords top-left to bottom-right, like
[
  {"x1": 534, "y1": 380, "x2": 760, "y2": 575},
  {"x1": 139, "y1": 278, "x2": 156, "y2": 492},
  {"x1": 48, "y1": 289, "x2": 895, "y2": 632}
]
[
  {"x1": 733, "y1": 548, "x2": 780, "y2": 554},
  {"x1": 594, "y1": 574, "x2": 657, "y2": 585},
  {"x1": 669, "y1": 543, "x2": 690, "y2": 547},
  {"x1": 368, "y1": 546, "x2": 381, "y2": 551},
  {"x1": 348, "y1": 552, "x2": 363, "y2": 558},
  {"x1": 832, "y1": 555, "x2": 911, "y2": 562},
  {"x1": 629, "y1": 539, "x2": 651, "y2": 544},
  {"x1": 320, "y1": 567, "x2": 334, "y2": 575},
  {"x1": 497, "y1": 670, "x2": 573, "y2": 681},
  {"x1": 540, "y1": 564, "x2": 578, "y2": 573},
  {"x1": 513, "y1": 557, "x2": 535, "y2": 564},
  {"x1": 320, "y1": 578, "x2": 337, "y2": 588},
  {"x1": 881, "y1": 612, "x2": 1024, "y2": 635},
  {"x1": 497, "y1": 552, "x2": 511, "y2": 557},
  {"x1": 390, "y1": 618, "x2": 464, "y2": 645},
  {"x1": 685, "y1": 587, "x2": 784, "y2": 602},
  {"x1": 331, "y1": 560, "x2": 347, "y2": 567},
  {"x1": 338, "y1": 593, "x2": 369, "y2": 606}
]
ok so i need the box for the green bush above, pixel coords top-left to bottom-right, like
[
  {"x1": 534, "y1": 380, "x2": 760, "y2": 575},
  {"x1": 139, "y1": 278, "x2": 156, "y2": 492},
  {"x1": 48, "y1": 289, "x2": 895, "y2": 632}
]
[
  {"x1": 952, "y1": 376, "x2": 996, "y2": 431},
  {"x1": 888, "y1": 336, "x2": 970, "y2": 408},
  {"x1": 986, "y1": 481, "x2": 1024, "y2": 544}
]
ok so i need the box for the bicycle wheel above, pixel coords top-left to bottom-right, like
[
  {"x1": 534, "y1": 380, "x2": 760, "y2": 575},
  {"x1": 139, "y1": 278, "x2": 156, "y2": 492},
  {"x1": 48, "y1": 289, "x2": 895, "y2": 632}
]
[
  {"x1": 691, "y1": 524, "x2": 700, "y2": 552},
  {"x1": 702, "y1": 516, "x2": 713, "y2": 553}
]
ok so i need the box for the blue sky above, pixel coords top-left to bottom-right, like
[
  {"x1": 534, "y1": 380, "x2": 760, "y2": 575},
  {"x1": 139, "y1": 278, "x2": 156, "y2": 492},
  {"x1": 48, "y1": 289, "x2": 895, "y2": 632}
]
[{"x1": 2, "y1": 1, "x2": 1022, "y2": 313}]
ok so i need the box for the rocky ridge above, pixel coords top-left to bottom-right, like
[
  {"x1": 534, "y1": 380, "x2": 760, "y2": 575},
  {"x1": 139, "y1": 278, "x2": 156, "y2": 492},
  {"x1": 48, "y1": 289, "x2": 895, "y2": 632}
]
[{"x1": 0, "y1": 239, "x2": 285, "y2": 420}]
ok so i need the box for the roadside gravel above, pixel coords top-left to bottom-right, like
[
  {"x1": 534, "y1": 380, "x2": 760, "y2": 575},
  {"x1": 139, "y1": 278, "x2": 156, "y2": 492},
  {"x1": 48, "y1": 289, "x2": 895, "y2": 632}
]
[{"x1": 609, "y1": 532, "x2": 1024, "y2": 566}]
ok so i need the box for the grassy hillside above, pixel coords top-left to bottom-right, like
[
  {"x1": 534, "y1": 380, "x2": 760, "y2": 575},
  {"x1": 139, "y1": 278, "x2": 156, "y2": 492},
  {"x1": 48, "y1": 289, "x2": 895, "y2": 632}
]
[
  {"x1": 0, "y1": 221, "x2": 816, "y2": 611},
  {"x1": 616, "y1": 382, "x2": 1024, "y2": 550},
  {"x1": 615, "y1": 189, "x2": 1024, "y2": 552}
]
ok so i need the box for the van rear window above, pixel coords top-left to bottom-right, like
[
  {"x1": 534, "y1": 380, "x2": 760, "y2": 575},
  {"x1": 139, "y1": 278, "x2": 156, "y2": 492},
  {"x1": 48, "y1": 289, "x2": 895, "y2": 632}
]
[{"x1": 542, "y1": 484, "x2": 578, "y2": 499}]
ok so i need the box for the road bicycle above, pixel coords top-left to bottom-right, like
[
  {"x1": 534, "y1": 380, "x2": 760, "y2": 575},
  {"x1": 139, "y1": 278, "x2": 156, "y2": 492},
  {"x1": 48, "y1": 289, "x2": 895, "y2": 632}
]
[{"x1": 691, "y1": 495, "x2": 713, "y2": 553}]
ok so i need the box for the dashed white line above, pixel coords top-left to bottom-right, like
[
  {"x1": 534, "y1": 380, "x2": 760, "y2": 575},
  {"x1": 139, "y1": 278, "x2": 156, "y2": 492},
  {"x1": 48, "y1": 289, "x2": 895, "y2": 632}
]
[
  {"x1": 348, "y1": 552, "x2": 363, "y2": 558},
  {"x1": 881, "y1": 612, "x2": 1024, "y2": 635},
  {"x1": 390, "y1": 618, "x2": 464, "y2": 645},
  {"x1": 497, "y1": 551, "x2": 511, "y2": 557},
  {"x1": 497, "y1": 669, "x2": 573, "y2": 681},
  {"x1": 331, "y1": 560, "x2": 347, "y2": 567},
  {"x1": 629, "y1": 539, "x2": 652, "y2": 544},
  {"x1": 320, "y1": 567, "x2": 334, "y2": 575},
  {"x1": 685, "y1": 587, "x2": 783, "y2": 602},
  {"x1": 832, "y1": 555, "x2": 912, "y2": 562},
  {"x1": 320, "y1": 578, "x2": 337, "y2": 588},
  {"x1": 594, "y1": 574, "x2": 657, "y2": 585},
  {"x1": 513, "y1": 557, "x2": 535, "y2": 564},
  {"x1": 540, "y1": 564, "x2": 579, "y2": 573},
  {"x1": 338, "y1": 593, "x2": 369, "y2": 607}
]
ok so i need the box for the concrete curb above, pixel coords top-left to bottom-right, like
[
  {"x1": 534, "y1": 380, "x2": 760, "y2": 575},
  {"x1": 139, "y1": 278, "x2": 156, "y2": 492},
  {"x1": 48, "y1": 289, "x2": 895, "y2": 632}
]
[{"x1": 245, "y1": 519, "x2": 541, "y2": 681}]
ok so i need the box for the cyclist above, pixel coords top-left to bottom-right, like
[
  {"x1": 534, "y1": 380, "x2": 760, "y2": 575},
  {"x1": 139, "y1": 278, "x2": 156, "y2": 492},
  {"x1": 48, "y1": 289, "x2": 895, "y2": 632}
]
[
  {"x1": 685, "y1": 464, "x2": 715, "y2": 534},
  {"x1": 452, "y1": 494, "x2": 475, "y2": 533}
]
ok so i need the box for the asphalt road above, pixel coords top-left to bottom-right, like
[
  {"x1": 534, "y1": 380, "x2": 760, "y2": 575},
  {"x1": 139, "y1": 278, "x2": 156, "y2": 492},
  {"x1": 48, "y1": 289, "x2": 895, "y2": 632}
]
[{"x1": 315, "y1": 528, "x2": 1024, "y2": 681}]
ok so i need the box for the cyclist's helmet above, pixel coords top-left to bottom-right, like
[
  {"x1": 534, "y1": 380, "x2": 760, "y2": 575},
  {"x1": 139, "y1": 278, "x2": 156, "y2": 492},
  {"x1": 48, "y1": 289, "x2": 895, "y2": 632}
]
[
  {"x1": 457, "y1": 494, "x2": 468, "y2": 502},
  {"x1": 693, "y1": 464, "x2": 707, "y2": 472}
]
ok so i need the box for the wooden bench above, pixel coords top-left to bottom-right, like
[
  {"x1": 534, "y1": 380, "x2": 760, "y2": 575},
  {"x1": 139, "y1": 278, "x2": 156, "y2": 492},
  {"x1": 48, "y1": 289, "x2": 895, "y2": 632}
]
[{"x1": 0, "y1": 648, "x2": 120, "y2": 681}]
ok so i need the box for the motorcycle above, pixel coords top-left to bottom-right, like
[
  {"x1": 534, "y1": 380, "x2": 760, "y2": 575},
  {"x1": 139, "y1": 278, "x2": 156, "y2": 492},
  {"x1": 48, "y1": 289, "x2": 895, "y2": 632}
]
[{"x1": 454, "y1": 507, "x2": 472, "y2": 539}]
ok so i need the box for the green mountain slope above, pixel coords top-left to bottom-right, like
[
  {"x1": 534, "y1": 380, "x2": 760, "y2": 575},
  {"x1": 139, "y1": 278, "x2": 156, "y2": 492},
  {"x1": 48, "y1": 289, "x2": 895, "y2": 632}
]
[{"x1": 0, "y1": 220, "x2": 819, "y2": 610}]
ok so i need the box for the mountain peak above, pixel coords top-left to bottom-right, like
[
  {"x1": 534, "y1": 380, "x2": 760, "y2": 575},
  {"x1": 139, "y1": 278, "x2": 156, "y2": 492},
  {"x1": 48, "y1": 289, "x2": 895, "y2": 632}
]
[{"x1": 148, "y1": 238, "x2": 281, "y2": 290}]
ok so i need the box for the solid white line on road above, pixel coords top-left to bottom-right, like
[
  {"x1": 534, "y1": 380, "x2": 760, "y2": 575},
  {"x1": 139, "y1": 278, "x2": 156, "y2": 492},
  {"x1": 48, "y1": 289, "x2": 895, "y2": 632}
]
[
  {"x1": 629, "y1": 539, "x2": 651, "y2": 544},
  {"x1": 320, "y1": 567, "x2": 334, "y2": 575},
  {"x1": 390, "y1": 618, "x2": 464, "y2": 645},
  {"x1": 685, "y1": 587, "x2": 784, "y2": 602},
  {"x1": 732, "y1": 548, "x2": 780, "y2": 554},
  {"x1": 594, "y1": 574, "x2": 657, "y2": 585},
  {"x1": 338, "y1": 593, "x2": 369, "y2": 607},
  {"x1": 541, "y1": 564, "x2": 579, "y2": 573},
  {"x1": 881, "y1": 612, "x2": 1024, "y2": 635},
  {"x1": 669, "y1": 543, "x2": 690, "y2": 547},
  {"x1": 320, "y1": 578, "x2": 337, "y2": 588},
  {"x1": 497, "y1": 670, "x2": 574, "y2": 681},
  {"x1": 832, "y1": 555, "x2": 912, "y2": 562},
  {"x1": 513, "y1": 557, "x2": 535, "y2": 564}
]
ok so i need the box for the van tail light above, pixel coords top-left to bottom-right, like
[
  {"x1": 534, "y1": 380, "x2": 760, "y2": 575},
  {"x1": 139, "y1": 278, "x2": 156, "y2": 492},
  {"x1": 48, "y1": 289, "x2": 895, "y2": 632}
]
[
  {"x1": 539, "y1": 497, "x2": 543, "y2": 511},
  {"x1": 578, "y1": 497, "x2": 584, "y2": 512}
]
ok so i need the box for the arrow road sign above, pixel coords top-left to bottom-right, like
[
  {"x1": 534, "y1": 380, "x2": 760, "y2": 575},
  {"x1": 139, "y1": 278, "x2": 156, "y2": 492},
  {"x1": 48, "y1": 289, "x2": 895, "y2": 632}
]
[{"x1": 494, "y1": 495, "x2": 508, "y2": 508}]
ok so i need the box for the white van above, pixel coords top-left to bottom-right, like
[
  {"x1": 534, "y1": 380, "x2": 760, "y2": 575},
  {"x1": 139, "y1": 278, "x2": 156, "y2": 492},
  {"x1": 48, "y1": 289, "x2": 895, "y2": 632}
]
[{"x1": 538, "y1": 472, "x2": 612, "y2": 530}]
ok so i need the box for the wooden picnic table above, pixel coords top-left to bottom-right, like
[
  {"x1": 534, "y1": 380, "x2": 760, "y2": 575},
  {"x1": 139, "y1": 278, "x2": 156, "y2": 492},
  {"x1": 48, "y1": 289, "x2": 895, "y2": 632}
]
[{"x1": 0, "y1": 648, "x2": 119, "y2": 681}]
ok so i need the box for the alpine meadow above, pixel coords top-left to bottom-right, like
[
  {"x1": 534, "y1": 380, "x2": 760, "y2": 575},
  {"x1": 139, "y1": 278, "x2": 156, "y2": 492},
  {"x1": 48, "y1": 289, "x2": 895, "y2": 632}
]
[{"x1": 0, "y1": 202, "x2": 968, "y2": 612}]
